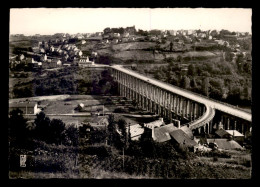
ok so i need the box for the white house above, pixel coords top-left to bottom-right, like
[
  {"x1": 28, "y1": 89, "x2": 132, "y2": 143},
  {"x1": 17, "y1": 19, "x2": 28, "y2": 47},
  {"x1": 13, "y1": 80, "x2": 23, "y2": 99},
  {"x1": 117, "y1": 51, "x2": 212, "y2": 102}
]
[
  {"x1": 81, "y1": 40, "x2": 86, "y2": 44},
  {"x1": 78, "y1": 50, "x2": 83, "y2": 57}
]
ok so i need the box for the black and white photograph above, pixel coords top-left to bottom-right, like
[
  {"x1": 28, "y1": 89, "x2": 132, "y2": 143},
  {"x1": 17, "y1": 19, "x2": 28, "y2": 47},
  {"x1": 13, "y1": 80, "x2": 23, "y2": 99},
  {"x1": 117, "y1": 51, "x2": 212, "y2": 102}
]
[{"x1": 8, "y1": 8, "x2": 252, "y2": 179}]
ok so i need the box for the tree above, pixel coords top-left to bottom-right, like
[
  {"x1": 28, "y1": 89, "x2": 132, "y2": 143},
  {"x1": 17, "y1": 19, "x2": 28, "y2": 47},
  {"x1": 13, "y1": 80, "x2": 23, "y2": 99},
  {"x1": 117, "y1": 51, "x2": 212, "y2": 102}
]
[
  {"x1": 66, "y1": 124, "x2": 79, "y2": 146},
  {"x1": 107, "y1": 114, "x2": 116, "y2": 145},
  {"x1": 49, "y1": 119, "x2": 66, "y2": 145},
  {"x1": 187, "y1": 64, "x2": 196, "y2": 76},
  {"x1": 9, "y1": 109, "x2": 28, "y2": 144},
  {"x1": 202, "y1": 77, "x2": 209, "y2": 97},
  {"x1": 190, "y1": 78, "x2": 198, "y2": 91},
  {"x1": 118, "y1": 119, "x2": 127, "y2": 146},
  {"x1": 180, "y1": 76, "x2": 191, "y2": 90},
  {"x1": 34, "y1": 111, "x2": 51, "y2": 141},
  {"x1": 170, "y1": 42, "x2": 173, "y2": 51}
]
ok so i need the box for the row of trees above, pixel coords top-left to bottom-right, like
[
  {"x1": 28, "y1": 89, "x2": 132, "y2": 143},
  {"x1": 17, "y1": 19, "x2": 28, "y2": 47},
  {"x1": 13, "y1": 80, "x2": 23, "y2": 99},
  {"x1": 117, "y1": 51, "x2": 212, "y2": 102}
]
[
  {"x1": 138, "y1": 58, "x2": 251, "y2": 106},
  {"x1": 9, "y1": 109, "x2": 79, "y2": 147},
  {"x1": 12, "y1": 68, "x2": 118, "y2": 98}
]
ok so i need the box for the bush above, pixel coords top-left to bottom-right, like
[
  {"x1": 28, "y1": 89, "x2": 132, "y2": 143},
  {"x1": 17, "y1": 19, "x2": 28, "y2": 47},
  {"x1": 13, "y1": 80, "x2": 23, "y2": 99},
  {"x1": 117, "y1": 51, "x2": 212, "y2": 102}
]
[
  {"x1": 213, "y1": 156, "x2": 218, "y2": 162},
  {"x1": 81, "y1": 145, "x2": 112, "y2": 158},
  {"x1": 114, "y1": 107, "x2": 128, "y2": 113}
]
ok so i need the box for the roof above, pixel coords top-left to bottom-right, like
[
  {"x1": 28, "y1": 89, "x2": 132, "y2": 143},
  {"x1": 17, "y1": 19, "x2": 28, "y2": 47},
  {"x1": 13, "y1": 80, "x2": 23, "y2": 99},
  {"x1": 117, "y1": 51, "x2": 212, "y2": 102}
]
[
  {"x1": 215, "y1": 129, "x2": 228, "y2": 138},
  {"x1": 180, "y1": 126, "x2": 193, "y2": 139},
  {"x1": 51, "y1": 59, "x2": 61, "y2": 63},
  {"x1": 91, "y1": 117, "x2": 108, "y2": 124},
  {"x1": 154, "y1": 124, "x2": 178, "y2": 143},
  {"x1": 226, "y1": 130, "x2": 244, "y2": 137},
  {"x1": 9, "y1": 102, "x2": 37, "y2": 108},
  {"x1": 144, "y1": 118, "x2": 164, "y2": 129},
  {"x1": 127, "y1": 124, "x2": 144, "y2": 138},
  {"x1": 169, "y1": 129, "x2": 197, "y2": 147},
  {"x1": 207, "y1": 139, "x2": 243, "y2": 150}
]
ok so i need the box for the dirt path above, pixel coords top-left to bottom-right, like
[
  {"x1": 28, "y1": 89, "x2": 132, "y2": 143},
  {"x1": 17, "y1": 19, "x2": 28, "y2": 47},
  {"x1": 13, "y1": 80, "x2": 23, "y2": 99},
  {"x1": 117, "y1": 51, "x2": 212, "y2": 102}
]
[{"x1": 9, "y1": 95, "x2": 71, "y2": 103}]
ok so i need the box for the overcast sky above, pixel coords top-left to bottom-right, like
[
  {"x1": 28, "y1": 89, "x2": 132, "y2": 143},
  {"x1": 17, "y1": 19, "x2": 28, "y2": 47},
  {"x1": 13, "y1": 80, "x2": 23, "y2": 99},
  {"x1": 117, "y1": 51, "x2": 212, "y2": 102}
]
[{"x1": 10, "y1": 8, "x2": 252, "y2": 35}]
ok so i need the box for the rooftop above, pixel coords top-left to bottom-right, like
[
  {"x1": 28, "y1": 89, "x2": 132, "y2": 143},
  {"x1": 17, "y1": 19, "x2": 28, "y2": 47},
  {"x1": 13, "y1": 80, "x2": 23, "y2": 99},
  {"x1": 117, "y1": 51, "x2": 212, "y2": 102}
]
[
  {"x1": 9, "y1": 102, "x2": 37, "y2": 108},
  {"x1": 226, "y1": 130, "x2": 244, "y2": 137},
  {"x1": 207, "y1": 139, "x2": 243, "y2": 150},
  {"x1": 154, "y1": 123, "x2": 178, "y2": 143},
  {"x1": 126, "y1": 124, "x2": 144, "y2": 138},
  {"x1": 169, "y1": 129, "x2": 197, "y2": 147},
  {"x1": 144, "y1": 118, "x2": 164, "y2": 129}
]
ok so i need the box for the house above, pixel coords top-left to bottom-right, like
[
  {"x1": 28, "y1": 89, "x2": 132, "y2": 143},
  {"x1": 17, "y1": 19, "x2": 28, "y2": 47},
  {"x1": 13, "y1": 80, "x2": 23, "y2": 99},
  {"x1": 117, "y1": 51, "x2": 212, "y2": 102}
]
[
  {"x1": 51, "y1": 59, "x2": 62, "y2": 66},
  {"x1": 225, "y1": 130, "x2": 245, "y2": 145},
  {"x1": 50, "y1": 46, "x2": 55, "y2": 52},
  {"x1": 9, "y1": 102, "x2": 40, "y2": 115},
  {"x1": 198, "y1": 33, "x2": 207, "y2": 38},
  {"x1": 122, "y1": 32, "x2": 129, "y2": 38},
  {"x1": 144, "y1": 118, "x2": 164, "y2": 129},
  {"x1": 19, "y1": 54, "x2": 25, "y2": 61},
  {"x1": 215, "y1": 129, "x2": 244, "y2": 145},
  {"x1": 78, "y1": 50, "x2": 83, "y2": 57},
  {"x1": 113, "y1": 33, "x2": 120, "y2": 38},
  {"x1": 78, "y1": 56, "x2": 95, "y2": 67},
  {"x1": 207, "y1": 139, "x2": 243, "y2": 150},
  {"x1": 126, "y1": 124, "x2": 144, "y2": 141},
  {"x1": 91, "y1": 51, "x2": 97, "y2": 57},
  {"x1": 169, "y1": 129, "x2": 197, "y2": 149},
  {"x1": 112, "y1": 39, "x2": 119, "y2": 44},
  {"x1": 89, "y1": 116, "x2": 109, "y2": 127},
  {"x1": 153, "y1": 123, "x2": 178, "y2": 142},
  {"x1": 180, "y1": 125, "x2": 194, "y2": 139},
  {"x1": 81, "y1": 40, "x2": 86, "y2": 44},
  {"x1": 168, "y1": 30, "x2": 177, "y2": 36},
  {"x1": 125, "y1": 26, "x2": 136, "y2": 35},
  {"x1": 122, "y1": 38, "x2": 129, "y2": 43},
  {"x1": 103, "y1": 34, "x2": 110, "y2": 40},
  {"x1": 40, "y1": 48, "x2": 45, "y2": 53},
  {"x1": 40, "y1": 54, "x2": 48, "y2": 62}
]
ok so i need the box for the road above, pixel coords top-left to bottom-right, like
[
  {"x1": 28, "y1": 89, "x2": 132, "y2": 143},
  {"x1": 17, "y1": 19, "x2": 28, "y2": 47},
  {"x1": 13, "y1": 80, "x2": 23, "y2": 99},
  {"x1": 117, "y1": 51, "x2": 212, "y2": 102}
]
[{"x1": 112, "y1": 65, "x2": 251, "y2": 122}]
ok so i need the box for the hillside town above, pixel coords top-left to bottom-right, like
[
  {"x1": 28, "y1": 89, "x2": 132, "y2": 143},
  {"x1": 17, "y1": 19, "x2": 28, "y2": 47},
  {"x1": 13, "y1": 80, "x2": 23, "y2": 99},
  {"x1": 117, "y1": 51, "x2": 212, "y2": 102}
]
[{"x1": 9, "y1": 26, "x2": 252, "y2": 71}]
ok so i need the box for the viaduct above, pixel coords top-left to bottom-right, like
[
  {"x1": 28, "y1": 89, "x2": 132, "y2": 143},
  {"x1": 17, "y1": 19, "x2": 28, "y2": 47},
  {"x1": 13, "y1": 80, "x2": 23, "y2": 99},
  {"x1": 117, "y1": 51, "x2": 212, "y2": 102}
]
[{"x1": 111, "y1": 65, "x2": 252, "y2": 135}]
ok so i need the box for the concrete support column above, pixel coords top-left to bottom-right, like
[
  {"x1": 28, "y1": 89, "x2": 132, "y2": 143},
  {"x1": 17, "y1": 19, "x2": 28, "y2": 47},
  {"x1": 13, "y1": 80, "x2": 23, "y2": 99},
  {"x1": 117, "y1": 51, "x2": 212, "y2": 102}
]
[
  {"x1": 193, "y1": 103, "x2": 197, "y2": 119},
  {"x1": 234, "y1": 120, "x2": 237, "y2": 130},
  {"x1": 176, "y1": 96, "x2": 180, "y2": 116},
  {"x1": 179, "y1": 97, "x2": 182, "y2": 117},
  {"x1": 227, "y1": 118, "x2": 230, "y2": 130},
  {"x1": 241, "y1": 123, "x2": 244, "y2": 135},
  {"x1": 189, "y1": 101, "x2": 193, "y2": 121},
  {"x1": 185, "y1": 100, "x2": 189, "y2": 119}
]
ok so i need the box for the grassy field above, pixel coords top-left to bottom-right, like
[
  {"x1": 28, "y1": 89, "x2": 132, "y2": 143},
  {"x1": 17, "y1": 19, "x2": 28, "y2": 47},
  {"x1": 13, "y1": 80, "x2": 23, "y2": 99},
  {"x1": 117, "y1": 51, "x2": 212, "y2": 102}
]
[
  {"x1": 16, "y1": 94, "x2": 156, "y2": 126},
  {"x1": 111, "y1": 42, "x2": 156, "y2": 51}
]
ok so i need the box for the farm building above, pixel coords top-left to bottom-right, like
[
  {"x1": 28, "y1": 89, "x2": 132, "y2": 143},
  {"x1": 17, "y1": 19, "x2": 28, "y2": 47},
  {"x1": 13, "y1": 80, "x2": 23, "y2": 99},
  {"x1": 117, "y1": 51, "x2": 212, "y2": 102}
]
[{"x1": 9, "y1": 102, "x2": 40, "y2": 115}]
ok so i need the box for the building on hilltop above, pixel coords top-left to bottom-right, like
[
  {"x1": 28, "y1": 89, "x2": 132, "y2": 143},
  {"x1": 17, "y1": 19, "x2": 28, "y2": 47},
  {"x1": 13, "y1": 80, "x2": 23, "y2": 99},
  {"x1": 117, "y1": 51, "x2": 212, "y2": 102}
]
[
  {"x1": 77, "y1": 56, "x2": 95, "y2": 67},
  {"x1": 125, "y1": 26, "x2": 136, "y2": 35}
]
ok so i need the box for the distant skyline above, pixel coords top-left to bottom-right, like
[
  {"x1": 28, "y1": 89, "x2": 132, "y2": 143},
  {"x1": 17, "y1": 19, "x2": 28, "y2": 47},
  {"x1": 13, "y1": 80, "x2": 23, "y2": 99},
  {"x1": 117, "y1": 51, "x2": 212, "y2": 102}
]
[{"x1": 10, "y1": 8, "x2": 252, "y2": 35}]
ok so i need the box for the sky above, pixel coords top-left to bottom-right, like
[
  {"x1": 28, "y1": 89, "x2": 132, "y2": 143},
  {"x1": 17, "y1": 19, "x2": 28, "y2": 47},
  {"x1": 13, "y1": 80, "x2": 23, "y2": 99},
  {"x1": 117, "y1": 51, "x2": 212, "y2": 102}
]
[{"x1": 10, "y1": 8, "x2": 252, "y2": 35}]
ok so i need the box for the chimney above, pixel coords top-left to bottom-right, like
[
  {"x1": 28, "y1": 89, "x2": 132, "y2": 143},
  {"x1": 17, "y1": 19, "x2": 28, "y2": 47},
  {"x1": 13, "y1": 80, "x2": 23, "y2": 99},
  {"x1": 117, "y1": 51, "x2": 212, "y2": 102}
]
[
  {"x1": 178, "y1": 121, "x2": 181, "y2": 129},
  {"x1": 152, "y1": 125, "x2": 155, "y2": 140}
]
